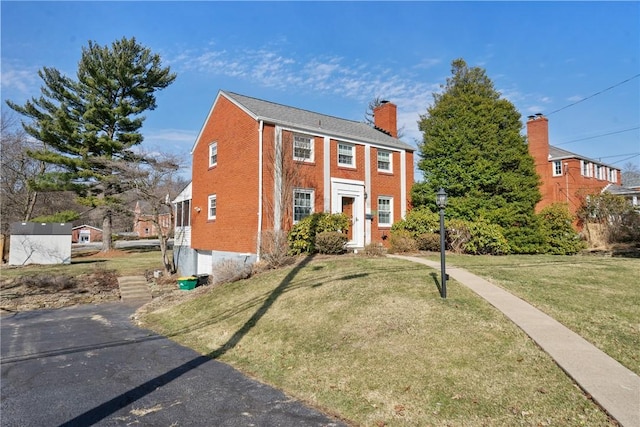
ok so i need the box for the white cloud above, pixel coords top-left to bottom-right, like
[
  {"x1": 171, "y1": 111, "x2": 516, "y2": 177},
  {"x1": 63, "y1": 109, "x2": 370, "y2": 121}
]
[{"x1": 0, "y1": 63, "x2": 40, "y2": 95}]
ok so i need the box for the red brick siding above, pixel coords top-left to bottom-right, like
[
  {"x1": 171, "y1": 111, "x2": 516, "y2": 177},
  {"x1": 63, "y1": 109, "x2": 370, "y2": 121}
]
[{"x1": 191, "y1": 96, "x2": 260, "y2": 253}]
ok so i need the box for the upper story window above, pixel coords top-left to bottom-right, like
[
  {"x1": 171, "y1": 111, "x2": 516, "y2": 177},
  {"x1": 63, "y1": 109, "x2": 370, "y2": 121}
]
[
  {"x1": 581, "y1": 160, "x2": 591, "y2": 177},
  {"x1": 338, "y1": 142, "x2": 355, "y2": 168},
  {"x1": 209, "y1": 142, "x2": 218, "y2": 167},
  {"x1": 293, "y1": 189, "x2": 314, "y2": 223},
  {"x1": 208, "y1": 194, "x2": 217, "y2": 220},
  {"x1": 377, "y1": 150, "x2": 392, "y2": 172},
  {"x1": 293, "y1": 134, "x2": 314, "y2": 162},
  {"x1": 377, "y1": 196, "x2": 393, "y2": 226},
  {"x1": 609, "y1": 168, "x2": 617, "y2": 183},
  {"x1": 596, "y1": 165, "x2": 603, "y2": 180},
  {"x1": 552, "y1": 161, "x2": 563, "y2": 176}
]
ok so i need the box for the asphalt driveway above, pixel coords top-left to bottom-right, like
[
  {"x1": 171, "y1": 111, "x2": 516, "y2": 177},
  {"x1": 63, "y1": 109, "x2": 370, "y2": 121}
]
[{"x1": 1, "y1": 302, "x2": 345, "y2": 426}]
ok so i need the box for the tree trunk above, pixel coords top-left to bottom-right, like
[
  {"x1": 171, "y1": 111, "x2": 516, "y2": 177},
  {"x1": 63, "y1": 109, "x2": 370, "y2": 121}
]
[
  {"x1": 159, "y1": 233, "x2": 175, "y2": 275},
  {"x1": 101, "y1": 209, "x2": 113, "y2": 252}
]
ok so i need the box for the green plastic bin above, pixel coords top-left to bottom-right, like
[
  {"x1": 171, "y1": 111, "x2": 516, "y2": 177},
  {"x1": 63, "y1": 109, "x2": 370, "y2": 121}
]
[{"x1": 178, "y1": 276, "x2": 197, "y2": 290}]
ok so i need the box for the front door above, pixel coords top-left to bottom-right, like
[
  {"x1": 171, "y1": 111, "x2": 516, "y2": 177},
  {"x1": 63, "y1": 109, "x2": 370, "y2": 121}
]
[
  {"x1": 331, "y1": 178, "x2": 365, "y2": 248},
  {"x1": 341, "y1": 197, "x2": 355, "y2": 241}
]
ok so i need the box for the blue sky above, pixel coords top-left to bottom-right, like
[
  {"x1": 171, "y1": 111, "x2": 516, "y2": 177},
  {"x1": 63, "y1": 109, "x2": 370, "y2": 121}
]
[{"x1": 2, "y1": 1, "x2": 639, "y2": 178}]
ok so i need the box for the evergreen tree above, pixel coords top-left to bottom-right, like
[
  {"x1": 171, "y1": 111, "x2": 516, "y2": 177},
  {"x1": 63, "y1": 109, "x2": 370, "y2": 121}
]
[
  {"x1": 7, "y1": 37, "x2": 176, "y2": 251},
  {"x1": 412, "y1": 58, "x2": 542, "y2": 252}
]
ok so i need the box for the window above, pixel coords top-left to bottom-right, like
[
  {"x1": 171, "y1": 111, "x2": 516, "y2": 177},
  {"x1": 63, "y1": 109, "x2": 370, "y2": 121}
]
[
  {"x1": 208, "y1": 195, "x2": 217, "y2": 220},
  {"x1": 552, "y1": 161, "x2": 563, "y2": 176},
  {"x1": 581, "y1": 160, "x2": 589, "y2": 177},
  {"x1": 596, "y1": 165, "x2": 603, "y2": 180},
  {"x1": 293, "y1": 134, "x2": 314, "y2": 162},
  {"x1": 338, "y1": 143, "x2": 355, "y2": 167},
  {"x1": 377, "y1": 150, "x2": 392, "y2": 172},
  {"x1": 176, "y1": 200, "x2": 191, "y2": 227},
  {"x1": 209, "y1": 142, "x2": 218, "y2": 167},
  {"x1": 377, "y1": 196, "x2": 393, "y2": 226},
  {"x1": 609, "y1": 169, "x2": 617, "y2": 183},
  {"x1": 293, "y1": 189, "x2": 314, "y2": 223}
]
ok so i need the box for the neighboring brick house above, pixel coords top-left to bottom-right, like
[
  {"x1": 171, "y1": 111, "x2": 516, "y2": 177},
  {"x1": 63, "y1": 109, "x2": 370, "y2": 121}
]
[
  {"x1": 71, "y1": 224, "x2": 103, "y2": 243},
  {"x1": 133, "y1": 201, "x2": 172, "y2": 238},
  {"x1": 174, "y1": 90, "x2": 414, "y2": 276},
  {"x1": 527, "y1": 114, "x2": 622, "y2": 217}
]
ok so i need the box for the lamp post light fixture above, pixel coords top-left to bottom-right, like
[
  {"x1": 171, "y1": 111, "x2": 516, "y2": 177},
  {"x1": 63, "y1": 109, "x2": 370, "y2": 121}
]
[{"x1": 436, "y1": 188, "x2": 448, "y2": 298}]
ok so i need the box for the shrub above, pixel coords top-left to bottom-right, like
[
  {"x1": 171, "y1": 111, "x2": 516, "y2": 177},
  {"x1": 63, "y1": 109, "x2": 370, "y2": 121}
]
[
  {"x1": 288, "y1": 213, "x2": 350, "y2": 255},
  {"x1": 211, "y1": 259, "x2": 252, "y2": 285},
  {"x1": 315, "y1": 231, "x2": 348, "y2": 254},
  {"x1": 463, "y1": 221, "x2": 511, "y2": 255},
  {"x1": 445, "y1": 219, "x2": 510, "y2": 255},
  {"x1": 416, "y1": 232, "x2": 441, "y2": 251},
  {"x1": 446, "y1": 219, "x2": 470, "y2": 254},
  {"x1": 259, "y1": 229, "x2": 293, "y2": 268},
  {"x1": 391, "y1": 207, "x2": 439, "y2": 236},
  {"x1": 362, "y1": 242, "x2": 386, "y2": 257},
  {"x1": 538, "y1": 203, "x2": 586, "y2": 255},
  {"x1": 388, "y1": 229, "x2": 418, "y2": 253}
]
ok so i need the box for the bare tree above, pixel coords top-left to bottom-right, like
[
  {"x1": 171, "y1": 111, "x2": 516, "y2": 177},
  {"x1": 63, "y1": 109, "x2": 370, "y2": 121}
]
[
  {"x1": 1, "y1": 110, "x2": 46, "y2": 227},
  {"x1": 621, "y1": 161, "x2": 640, "y2": 187},
  {"x1": 128, "y1": 152, "x2": 186, "y2": 274}
]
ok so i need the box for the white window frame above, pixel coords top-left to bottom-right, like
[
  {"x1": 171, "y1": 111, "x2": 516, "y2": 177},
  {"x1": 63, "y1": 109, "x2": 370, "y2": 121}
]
[
  {"x1": 377, "y1": 150, "x2": 392, "y2": 172},
  {"x1": 293, "y1": 188, "x2": 314, "y2": 223},
  {"x1": 610, "y1": 169, "x2": 617, "y2": 183},
  {"x1": 377, "y1": 196, "x2": 393, "y2": 227},
  {"x1": 209, "y1": 142, "x2": 218, "y2": 168},
  {"x1": 338, "y1": 142, "x2": 355, "y2": 168},
  {"x1": 208, "y1": 194, "x2": 217, "y2": 220},
  {"x1": 293, "y1": 134, "x2": 314, "y2": 162},
  {"x1": 596, "y1": 165, "x2": 603, "y2": 180},
  {"x1": 552, "y1": 161, "x2": 563, "y2": 176}
]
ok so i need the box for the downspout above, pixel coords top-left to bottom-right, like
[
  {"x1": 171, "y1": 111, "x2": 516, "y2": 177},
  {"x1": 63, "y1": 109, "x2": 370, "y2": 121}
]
[{"x1": 256, "y1": 120, "x2": 264, "y2": 261}]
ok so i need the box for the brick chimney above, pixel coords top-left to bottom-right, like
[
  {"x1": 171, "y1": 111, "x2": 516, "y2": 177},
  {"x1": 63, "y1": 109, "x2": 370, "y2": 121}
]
[
  {"x1": 526, "y1": 113, "x2": 549, "y2": 163},
  {"x1": 374, "y1": 100, "x2": 398, "y2": 138}
]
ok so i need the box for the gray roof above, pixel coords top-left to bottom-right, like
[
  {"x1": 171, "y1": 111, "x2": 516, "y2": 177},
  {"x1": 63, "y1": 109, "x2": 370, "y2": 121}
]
[
  {"x1": 11, "y1": 222, "x2": 72, "y2": 235},
  {"x1": 549, "y1": 145, "x2": 618, "y2": 170},
  {"x1": 222, "y1": 91, "x2": 414, "y2": 152}
]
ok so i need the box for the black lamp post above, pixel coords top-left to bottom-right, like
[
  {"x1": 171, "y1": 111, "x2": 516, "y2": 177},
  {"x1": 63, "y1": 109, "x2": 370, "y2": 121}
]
[{"x1": 436, "y1": 188, "x2": 447, "y2": 298}]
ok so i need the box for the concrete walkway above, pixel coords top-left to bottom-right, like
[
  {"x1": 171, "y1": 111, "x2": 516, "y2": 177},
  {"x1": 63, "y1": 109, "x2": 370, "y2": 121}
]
[
  {"x1": 117, "y1": 276, "x2": 152, "y2": 303},
  {"x1": 389, "y1": 255, "x2": 640, "y2": 427}
]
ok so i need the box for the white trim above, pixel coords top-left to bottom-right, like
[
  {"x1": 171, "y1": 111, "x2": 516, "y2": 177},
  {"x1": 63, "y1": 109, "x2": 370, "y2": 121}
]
[
  {"x1": 377, "y1": 149, "x2": 392, "y2": 173},
  {"x1": 323, "y1": 136, "x2": 331, "y2": 212},
  {"x1": 257, "y1": 120, "x2": 264, "y2": 260},
  {"x1": 293, "y1": 133, "x2": 315, "y2": 163},
  {"x1": 400, "y1": 151, "x2": 407, "y2": 219},
  {"x1": 208, "y1": 141, "x2": 218, "y2": 167},
  {"x1": 337, "y1": 142, "x2": 356, "y2": 168},
  {"x1": 293, "y1": 188, "x2": 315, "y2": 223},
  {"x1": 552, "y1": 160, "x2": 563, "y2": 177},
  {"x1": 207, "y1": 194, "x2": 217, "y2": 220},
  {"x1": 331, "y1": 178, "x2": 365, "y2": 248},
  {"x1": 377, "y1": 196, "x2": 393, "y2": 227}
]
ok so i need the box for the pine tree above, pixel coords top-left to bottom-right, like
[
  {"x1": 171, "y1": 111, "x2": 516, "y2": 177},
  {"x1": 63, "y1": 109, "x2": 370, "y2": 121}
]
[
  {"x1": 7, "y1": 37, "x2": 176, "y2": 251},
  {"x1": 412, "y1": 59, "x2": 542, "y2": 252}
]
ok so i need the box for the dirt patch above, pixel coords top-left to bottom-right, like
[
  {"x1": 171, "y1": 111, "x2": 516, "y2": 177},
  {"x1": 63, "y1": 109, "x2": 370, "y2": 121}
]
[
  {"x1": 0, "y1": 267, "x2": 210, "y2": 316},
  {"x1": 1, "y1": 269, "x2": 122, "y2": 313}
]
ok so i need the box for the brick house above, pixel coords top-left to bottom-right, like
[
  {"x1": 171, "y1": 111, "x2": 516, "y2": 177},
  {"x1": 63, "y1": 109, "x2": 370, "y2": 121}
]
[
  {"x1": 527, "y1": 113, "x2": 621, "y2": 217},
  {"x1": 71, "y1": 224, "x2": 103, "y2": 243},
  {"x1": 174, "y1": 90, "x2": 414, "y2": 276},
  {"x1": 133, "y1": 201, "x2": 172, "y2": 238}
]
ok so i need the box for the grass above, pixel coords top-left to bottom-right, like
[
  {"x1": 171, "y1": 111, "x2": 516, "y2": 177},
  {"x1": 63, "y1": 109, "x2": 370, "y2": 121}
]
[
  {"x1": 140, "y1": 255, "x2": 616, "y2": 426},
  {"x1": 422, "y1": 253, "x2": 640, "y2": 376},
  {"x1": 0, "y1": 247, "x2": 166, "y2": 279}
]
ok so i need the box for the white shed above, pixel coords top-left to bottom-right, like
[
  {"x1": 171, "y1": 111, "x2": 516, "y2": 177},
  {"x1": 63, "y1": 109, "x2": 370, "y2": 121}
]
[{"x1": 9, "y1": 222, "x2": 72, "y2": 265}]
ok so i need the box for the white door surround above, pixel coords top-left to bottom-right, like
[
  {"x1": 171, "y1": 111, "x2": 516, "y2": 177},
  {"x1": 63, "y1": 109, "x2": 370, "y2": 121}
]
[{"x1": 331, "y1": 178, "x2": 365, "y2": 248}]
